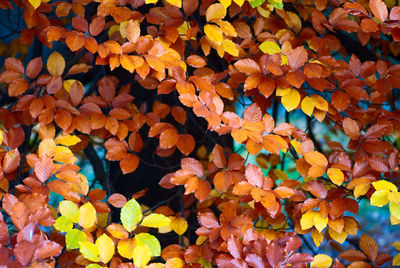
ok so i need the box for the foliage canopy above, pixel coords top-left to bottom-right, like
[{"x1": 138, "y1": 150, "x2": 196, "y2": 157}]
[{"x1": 0, "y1": 0, "x2": 400, "y2": 266}]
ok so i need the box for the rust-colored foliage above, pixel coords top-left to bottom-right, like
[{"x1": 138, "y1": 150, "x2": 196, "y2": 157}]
[{"x1": 0, "y1": 0, "x2": 399, "y2": 266}]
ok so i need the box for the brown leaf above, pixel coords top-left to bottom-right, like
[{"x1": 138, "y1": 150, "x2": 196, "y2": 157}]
[
  {"x1": 359, "y1": 234, "x2": 378, "y2": 261},
  {"x1": 338, "y1": 249, "x2": 367, "y2": 262},
  {"x1": 34, "y1": 240, "x2": 62, "y2": 260},
  {"x1": 288, "y1": 46, "x2": 308, "y2": 70},
  {"x1": 343, "y1": 118, "x2": 360, "y2": 140}
]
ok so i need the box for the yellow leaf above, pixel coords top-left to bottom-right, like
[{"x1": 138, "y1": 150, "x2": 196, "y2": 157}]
[
  {"x1": 145, "y1": 0, "x2": 157, "y2": 3},
  {"x1": 310, "y1": 95, "x2": 328, "y2": 111},
  {"x1": 391, "y1": 214, "x2": 400, "y2": 225},
  {"x1": 95, "y1": 234, "x2": 115, "y2": 264},
  {"x1": 216, "y1": 20, "x2": 237, "y2": 37},
  {"x1": 38, "y1": 138, "x2": 57, "y2": 158},
  {"x1": 233, "y1": 0, "x2": 244, "y2": 6},
  {"x1": 354, "y1": 183, "x2": 370, "y2": 199},
  {"x1": 223, "y1": 39, "x2": 239, "y2": 57},
  {"x1": 281, "y1": 88, "x2": 300, "y2": 112},
  {"x1": 390, "y1": 203, "x2": 400, "y2": 220},
  {"x1": 259, "y1": 41, "x2": 281, "y2": 55},
  {"x1": 290, "y1": 139, "x2": 303, "y2": 156},
  {"x1": 327, "y1": 168, "x2": 344, "y2": 186},
  {"x1": 166, "y1": 257, "x2": 185, "y2": 268},
  {"x1": 166, "y1": 0, "x2": 181, "y2": 8},
  {"x1": 311, "y1": 229, "x2": 324, "y2": 247},
  {"x1": 134, "y1": 233, "x2": 161, "y2": 256},
  {"x1": 0, "y1": 130, "x2": 3, "y2": 145},
  {"x1": 206, "y1": 3, "x2": 226, "y2": 22},
  {"x1": 219, "y1": 0, "x2": 231, "y2": 8},
  {"x1": 393, "y1": 241, "x2": 400, "y2": 250},
  {"x1": 311, "y1": 254, "x2": 332, "y2": 268},
  {"x1": 284, "y1": 11, "x2": 302, "y2": 33},
  {"x1": 63, "y1": 79, "x2": 83, "y2": 93},
  {"x1": 329, "y1": 228, "x2": 348, "y2": 244},
  {"x1": 132, "y1": 244, "x2": 152, "y2": 267},
  {"x1": 170, "y1": 217, "x2": 188, "y2": 235},
  {"x1": 389, "y1": 192, "x2": 400, "y2": 204},
  {"x1": 54, "y1": 146, "x2": 78, "y2": 164},
  {"x1": 370, "y1": 190, "x2": 390, "y2": 207},
  {"x1": 79, "y1": 202, "x2": 97, "y2": 229},
  {"x1": 79, "y1": 241, "x2": 100, "y2": 262},
  {"x1": 372, "y1": 180, "x2": 398, "y2": 192},
  {"x1": 300, "y1": 210, "x2": 316, "y2": 230},
  {"x1": 276, "y1": 87, "x2": 291, "y2": 96},
  {"x1": 393, "y1": 253, "x2": 400, "y2": 266},
  {"x1": 47, "y1": 52, "x2": 65, "y2": 76},
  {"x1": 59, "y1": 200, "x2": 79, "y2": 223},
  {"x1": 29, "y1": 0, "x2": 41, "y2": 9},
  {"x1": 313, "y1": 212, "x2": 328, "y2": 232},
  {"x1": 121, "y1": 199, "x2": 143, "y2": 232},
  {"x1": 141, "y1": 213, "x2": 171, "y2": 228},
  {"x1": 117, "y1": 238, "x2": 135, "y2": 259},
  {"x1": 55, "y1": 135, "x2": 81, "y2": 146},
  {"x1": 301, "y1": 96, "x2": 314, "y2": 117},
  {"x1": 204, "y1": 24, "x2": 223, "y2": 45}
]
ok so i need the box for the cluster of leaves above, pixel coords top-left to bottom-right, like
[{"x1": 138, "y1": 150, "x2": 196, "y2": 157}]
[{"x1": 0, "y1": 0, "x2": 399, "y2": 266}]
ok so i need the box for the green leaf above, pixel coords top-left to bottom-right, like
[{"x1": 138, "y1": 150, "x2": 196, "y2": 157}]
[
  {"x1": 59, "y1": 200, "x2": 79, "y2": 223},
  {"x1": 79, "y1": 241, "x2": 100, "y2": 262},
  {"x1": 134, "y1": 233, "x2": 161, "y2": 257},
  {"x1": 66, "y1": 229, "x2": 87, "y2": 250},
  {"x1": 141, "y1": 213, "x2": 171, "y2": 228},
  {"x1": 259, "y1": 41, "x2": 281, "y2": 55},
  {"x1": 53, "y1": 216, "x2": 73, "y2": 233},
  {"x1": 121, "y1": 199, "x2": 143, "y2": 232},
  {"x1": 86, "y1": 264, "x2": 103, "y2": 268},
  {"x1": 268, "y1": 0, "x2": 283, "y2": 9},
  {"x1": 248, "y1": 0, "x2": 265, "y2": 8}
]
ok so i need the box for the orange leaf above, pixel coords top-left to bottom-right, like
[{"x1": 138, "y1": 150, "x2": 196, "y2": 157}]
[
  {"x1": 369, "y1": 0, "x2": 388, "y2": 22},
  {"x1": 160, "y1": 128, "x2": 179, "y2": 149},
  {"x1": 120, "y1": 153, "x2": 140, "y2": 174},
  {"x1": 177, "y1": 134, "x2": 195, "y2": 156}
]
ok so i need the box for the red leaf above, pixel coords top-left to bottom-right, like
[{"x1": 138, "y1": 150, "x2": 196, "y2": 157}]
[
  {"x1": 307, "y1": 180, "x2": 327, "y2": 199},
  {"x1": 107, "y1": 193, "x2": 128, "y2": 208},
  {"x1": 14, "y1": 240, "x2": 34, "y2": 266}
]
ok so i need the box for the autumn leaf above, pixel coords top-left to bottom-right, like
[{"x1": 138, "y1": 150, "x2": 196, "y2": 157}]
[
  {"x1": 95, "y1": 234, "x2": 115, "y2": 263},
  {"x1": 121, "y1": 198, "x2": 143, "y2": 232},
  {"x1": 47, "y1": 52, "x2": 65, "y2": 76}
]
